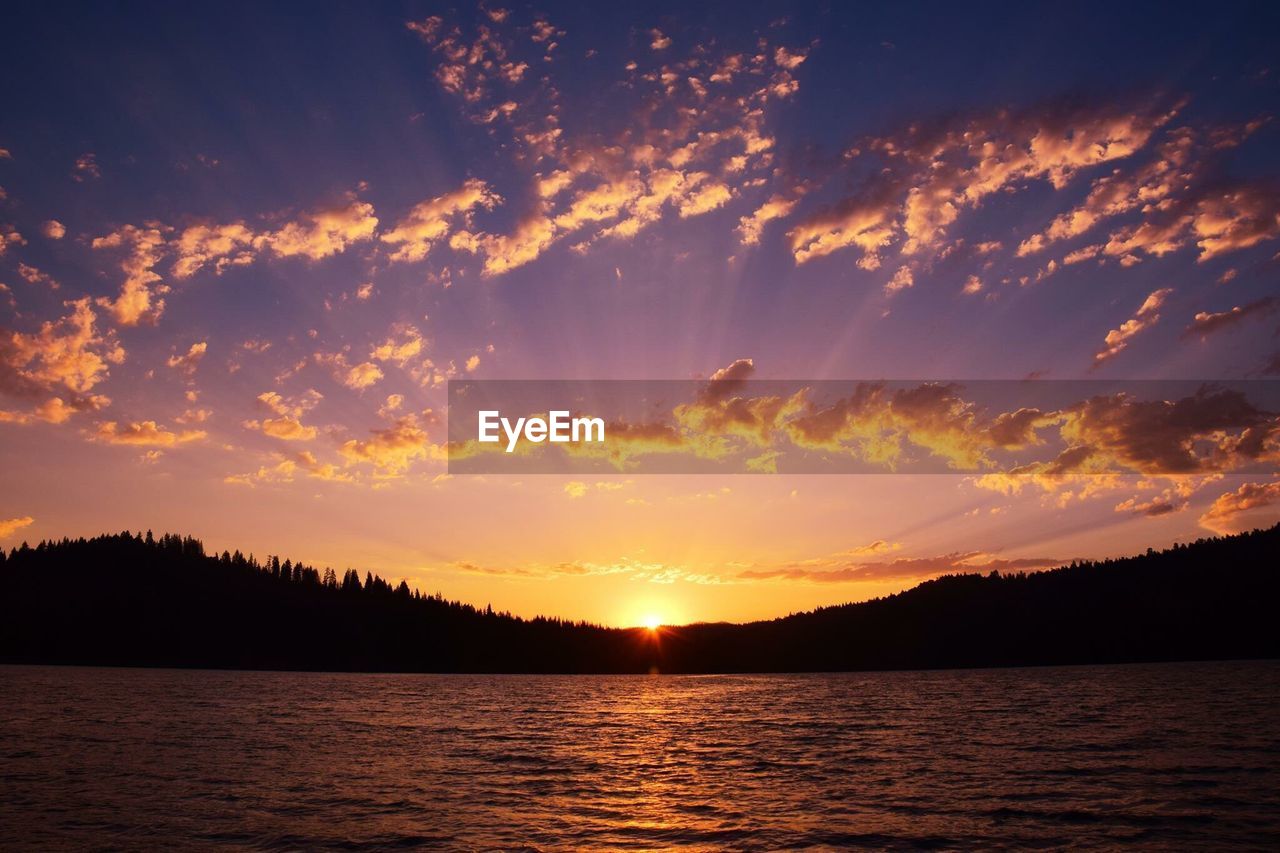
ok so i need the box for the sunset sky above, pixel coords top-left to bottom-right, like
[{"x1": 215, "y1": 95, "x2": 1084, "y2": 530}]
[{"x1": 2, "y1": 2, "x2": 1279, "y2": 626}]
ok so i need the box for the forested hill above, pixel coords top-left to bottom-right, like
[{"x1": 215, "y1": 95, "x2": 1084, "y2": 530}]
[{"x1": 1, "y1": 525, "x2": 1277, "y2": 673}]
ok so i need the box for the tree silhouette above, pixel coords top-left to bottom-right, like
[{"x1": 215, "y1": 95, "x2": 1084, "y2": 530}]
[{"x1": 0, "y1": 524, "x2": 1277, "y2": 673}]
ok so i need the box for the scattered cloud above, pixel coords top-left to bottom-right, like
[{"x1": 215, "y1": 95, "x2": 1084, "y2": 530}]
[
  {"x1": 1199, "y1": 480, "x2": 1280, "y2": 534},
  {"x1": 0, "y1": 516, "x2": 34, "y2": 539},
  {"x1": 1093, "y1": 287, "x2": 1172, "y2": 366},
  {"x1": 91, "y1": 420, "x2": 206, "y2": 447},
  {"x1": 72, "y1": 152, "x2": 100, "y2": 181},
  {"x1": 166, "y1": 341, "x2": 207, "y2": 379},
  {"x1": 0, "y1": 298, "x2": 125, "y2": 398},
  {"x1": 1184, "y1": 296, "x2": 1278, "y2": 339}
]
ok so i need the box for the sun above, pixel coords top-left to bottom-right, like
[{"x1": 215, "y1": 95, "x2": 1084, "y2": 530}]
[{"x1": 641, "y1": 614, "x2": 663, "y2": 631}]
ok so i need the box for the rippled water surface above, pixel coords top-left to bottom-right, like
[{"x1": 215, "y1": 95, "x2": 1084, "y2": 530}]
[{"x1": 2, "y1": 661, "x2": 1279, "y2": 849}]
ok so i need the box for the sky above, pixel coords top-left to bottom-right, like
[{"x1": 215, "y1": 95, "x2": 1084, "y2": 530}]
[{"x1": 1, "y1": 1, "x2": 1279, "y2": 627}]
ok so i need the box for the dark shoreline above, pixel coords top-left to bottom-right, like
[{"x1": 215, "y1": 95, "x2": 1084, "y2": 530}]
[{"x1": 3, "y1": 655, "x2": 1278, "y2": 678}]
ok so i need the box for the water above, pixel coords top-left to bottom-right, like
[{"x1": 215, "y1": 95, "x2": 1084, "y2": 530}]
[{"x1": 2, "y1": 661, "x2": 1278, "y2": 849}]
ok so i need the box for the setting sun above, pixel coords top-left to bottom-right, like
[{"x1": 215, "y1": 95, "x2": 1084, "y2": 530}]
[{"x1": 641, "y1": 615, "x2": 663, "y2": 631}]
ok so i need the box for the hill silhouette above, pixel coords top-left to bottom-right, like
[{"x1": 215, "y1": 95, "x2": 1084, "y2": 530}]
[{"x1": 1, "y1": 525, "x2": 1277, "y2": 673}]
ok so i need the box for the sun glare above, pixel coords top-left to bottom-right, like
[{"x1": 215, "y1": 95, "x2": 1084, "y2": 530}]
[{"x1": 642, "y1": 615, "x2": 663, "y2": 631}]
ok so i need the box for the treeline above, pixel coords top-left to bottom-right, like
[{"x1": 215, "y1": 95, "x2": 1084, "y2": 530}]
[{"x1": 0, "y1": 525, "x2": 1277, "y2": 673}]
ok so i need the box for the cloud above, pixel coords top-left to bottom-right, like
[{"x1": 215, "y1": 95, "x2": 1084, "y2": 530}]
[
  {"x1": 225, "y1": 450, "x2": 354, "y2": 487},
  {"x1": 773, "y1": 46, "x2": 808, "y2": 70},
  {"x1": 175, "y1": 407, "x2": 211, "y2": 425},
  {"x1": 243, "y1": 390, "x2": 323, "y2": 441},
  {"x1": 790, "y1": 188, "x2": 898, "y2": 266},
  {"x1": 344, "y1": 361, "x2": 384, "y2": 390},
  {"x1": 1184, "y1": 297, "x2": 1278, "y2": 339},
  {"x1": 450, "y1": 211, "x2": 558, "y2": 276},
  {"x1": 885, "y1": 265, "x2": 914, "y2": 294},
  {"x1": 41, "y1": 220, "x2": 66, "y2": 240},
  {"x1": 72, "y1": 153, "x2": 100, "y2": 181},
  {"x1": 677, "y1": 180, "x2": 732, "y2": 217},
  {"x1": 0, "y1": 394, "x2": 110, "y2": 425},
  {"x1": 247, "y1": 416, "x2": 316, "y2": 441},
  {"x1": 170, "y1": 223, "x2": 257, "y2": 279},
  {"x1": 257, "y1": 197, "x2": 379, "y2": 261},
  {"x1": 166, "y1": 341, "x2": 207, "y2": 379},
  {"x1": 339, "y1": 414, "x2": 441, "y2": 475},
  {"x1": 258, "y1": 389, "x2": 322, "y2": 419},
  {"x1": 1193, "y1": 186, "x2": 1280, "y2": 260},
  {"x1": 1093, "y1": 287, "x2": 1172, "y2": 366},
  {"x1": 381, "y1": 179, "x2": 500, "y2": 263},
  {"x1": 91, "y1": 225, "x2": 169, "y2": 326},
  {"x1": 788, "y1": 99, "x2": 1176, "y2": 267},
  {"x1": 406, "y1": 12, "x2": 556, "y2": 117},
  {"x1": 736, "y1": 193, "x2": 801, "y2": 245},
  {"x1": 370, "y1": 325, "x2": 425, "y2": 366},
  {"x1": 1198, "y1": 480, "x2": 1280, "y2": 534},
  {"x1": 0, "y1": 298, "x2": 124, "y2": 398},
  {"x1": 0, "y1": 227, "x2": 25, "y2": 256},
  {"x1": 677, "y1": 391, "x2": 806, "y2": 449},
  {"x1": 0, "y1": 516, "x2": 34, "y2": 539},
  {"x1": 92, "y1": 420, "x2": 206, "y2": 447},
  {"x1": 987, "y1": 408, "x2": 1054, "y2": 449},
  {"x1": 1017, "y1": 128, "x2": 1196, "y2": 257},
  {"x1": 1069, "y1": 389, "x2": 1276, "y2": 476},
  {"x1": 738, "y1": 550, "x2": 1062, "y2": 583},
  {"x1": 1096, "y1": 183, "x2": 1280, "y2": 266},
  {"x1": 170, "y1": 196, "x2": 379, "y2": 279},
  {"x1": 784, "y1": 382, "x2": 999, "y2": 470},
  {"x1": 18, "y1": 264, "x2": 59, "y2": 290},
  {"x1": 701, "y1": 358, "x2": 755, "y2": 402},
  {"x1": 404, "y1": 13, "x2": 796, "y2": 275}
]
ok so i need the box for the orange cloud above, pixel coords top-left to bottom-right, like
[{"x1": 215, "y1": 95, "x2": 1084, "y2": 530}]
[
  {"x1": 1093, "y1": 288, "x2": 1172, "y2": 366},
  {"x1": 370, "y1": 326, "x2": 426, "y2": 366},
  {"x1": 169, "y1": 197, "x2": 378, "y2": 280},
  {"x1": 405, "y1": 14, "x2": 796, "y2": 275},
  {"x1": 170, "y1": 222, "x2": 257, "y2": 279},
  {"x1": 91, "y1": 225, "x2": 169, "y2": 326},
  {"x1": 1017, "y1": 128, "x2": 1196, "y2": 257},
  {"x1": 339, "y1": 414, "x2": 441, "y2": 475},
  {"x1": 243, "y1": 389, "x2": 323, "y2": 441},
  {"x1": 0, "y1": 516, "x2": 34, "y2": 539},
  {"x1": 788, "y1": 100, "x2": 1176, "y2": 267},
  {"x1": 344, "y1": 361, "x2": 384, "y2": 390},
  {"x1": 0, "y1": 394, "x2": 110, "y2": 426},
  {"x1": 0, "y1": 227, "x2": 25, "y2": 256},
  {"x1": 259, "y1": 197, "x2": 378, "y2": 260},
  {"x1": 0, "y1": 298, "x2": 124, "y2": 397},
  {"x1": 166, "y1": 341, "x2": 208, "y2": 379},
  {"x1": 381, "y1": 179, "x2": 500, "y2": 263},
  {"x1": 1199, "y1": 480, "x2": 1280, "y2": 533},
  {"x1": 92, "y1": 420, "x2": 206, "y2": 447},
  {"x1": 736, "y1": 192, "x2": 801, "y2": 245}
]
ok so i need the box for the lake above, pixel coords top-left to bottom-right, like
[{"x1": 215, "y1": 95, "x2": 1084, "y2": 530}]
[{"x1": 2, "y1": 661, "x2": 1278, "y2": 849}]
